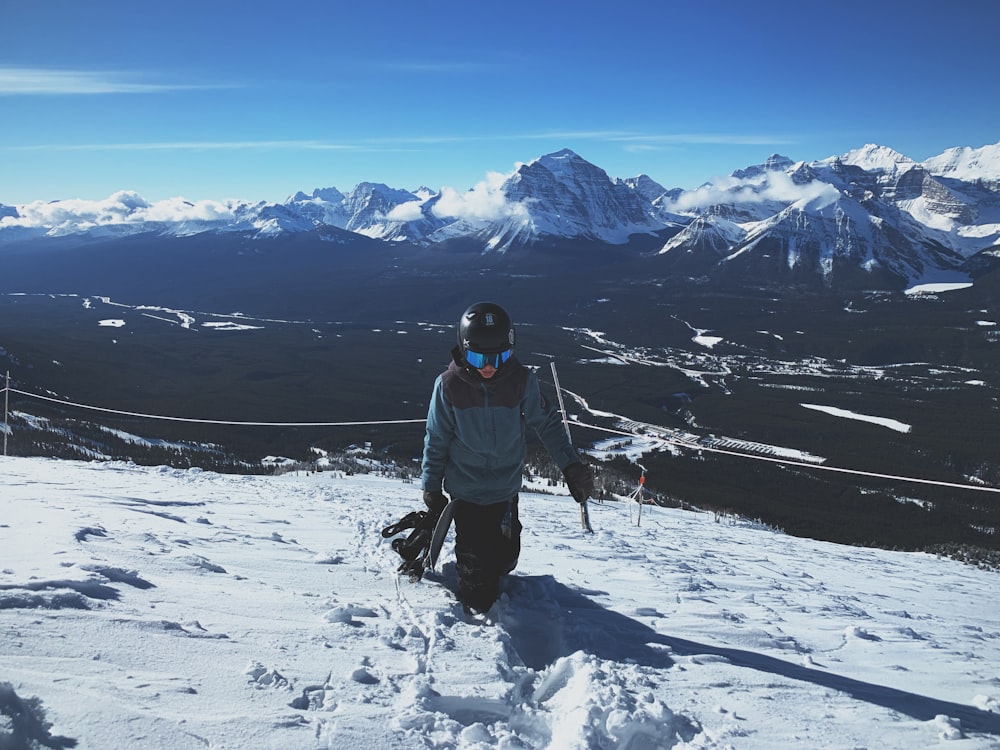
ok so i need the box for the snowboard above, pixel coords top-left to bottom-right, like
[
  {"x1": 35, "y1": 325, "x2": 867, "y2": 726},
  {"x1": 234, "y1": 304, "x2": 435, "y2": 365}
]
[{"x1": 422, "y1": 499, "x2": 457, "y2": 572}]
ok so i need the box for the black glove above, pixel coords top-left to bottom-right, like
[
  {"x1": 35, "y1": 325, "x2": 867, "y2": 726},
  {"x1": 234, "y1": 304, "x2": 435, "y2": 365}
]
[
  {"x1": 563, "y1": 462, "x2": 594, "y2": 504},
  {"x1": 423, "y1": 490, "x2": 448, "y2": 516}
]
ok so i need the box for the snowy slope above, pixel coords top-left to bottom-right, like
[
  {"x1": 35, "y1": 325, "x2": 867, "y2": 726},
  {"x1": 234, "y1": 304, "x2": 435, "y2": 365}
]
[{"x1": 2, "y1": 456, "x2": 998, "y2": 749}]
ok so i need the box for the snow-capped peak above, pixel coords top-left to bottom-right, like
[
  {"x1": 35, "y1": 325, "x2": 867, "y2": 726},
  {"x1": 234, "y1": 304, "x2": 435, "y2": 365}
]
[
  {"x1": 529, "y1": 148, "x2": 597, "y2": 178},
  {"x1": 731, "y1": 154, "x2": 795, "y2": 180},
  {"x1": 496, "y1": 149, "x2": 662, "y2": 247},
  {"x1": 840, "y1": 144, "x2": 916, "y2": 174},
  {"x1": 619, "y1": 174, "x2": 670, "y2": 203},
  {"x1": 922, "y1": 139, "x2": 1000, "y2": 182}
]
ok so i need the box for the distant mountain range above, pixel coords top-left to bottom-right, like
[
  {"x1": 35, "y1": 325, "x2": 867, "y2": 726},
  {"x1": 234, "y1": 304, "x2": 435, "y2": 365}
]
[{"x1": 3, "y1": 141, "x2": 1000, "y2": 291}]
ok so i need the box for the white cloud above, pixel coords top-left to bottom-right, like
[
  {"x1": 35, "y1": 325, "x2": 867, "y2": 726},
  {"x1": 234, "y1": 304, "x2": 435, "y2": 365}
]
[
  {"x1": 5, "y1": 140, "x2": 350, "y2": 152},
  {"x1": 386, "y1": 201, "x2": 425, "y2": 222},
  {"x1": 0, "y1": 67, "x2": 221, "y2": 95},
  {"x1": 0, "y1": 191, "x2": 237, "y2": 230},
  {"x1": 612, "y1": 133, "x2": 796, "y2": 146},
  {"x1": 5, "y1": 191, "x2": 144, "y2": 228},
  {"x1": 372, "y1": 60, "x2": 499, "y2": 74},
  {"x1": 137, "y1": 197, "x2": 237, "y2": 223},
  {"x1": 431, "y1": 172, "x2": 527, "y2": 222},
  {"x1": 667, "y1": 171, "x2": 840, "y2": 213}
]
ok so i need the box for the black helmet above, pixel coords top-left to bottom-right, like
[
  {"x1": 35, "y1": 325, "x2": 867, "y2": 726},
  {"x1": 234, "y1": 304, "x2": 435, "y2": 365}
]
[{"x1": 457, "y1": 302, "x2": 515, "y2": 354}]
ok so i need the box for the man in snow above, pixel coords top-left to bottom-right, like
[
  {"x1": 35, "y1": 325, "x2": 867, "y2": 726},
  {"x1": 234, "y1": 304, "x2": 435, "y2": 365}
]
[{"x1": 403, "y1": 301, "x2": 594, "y2": 614}]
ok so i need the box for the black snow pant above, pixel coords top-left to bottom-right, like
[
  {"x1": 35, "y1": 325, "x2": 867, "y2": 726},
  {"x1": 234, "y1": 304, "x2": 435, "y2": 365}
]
[{"x1": 453, "y1": 496, "x2": 521, "y2": 613}]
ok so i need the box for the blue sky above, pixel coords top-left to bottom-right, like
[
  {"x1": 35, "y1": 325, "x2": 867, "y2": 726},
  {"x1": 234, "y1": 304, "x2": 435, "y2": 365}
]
[{"x1": 1, "y1": 0, "x2": 998, "y2": 205}]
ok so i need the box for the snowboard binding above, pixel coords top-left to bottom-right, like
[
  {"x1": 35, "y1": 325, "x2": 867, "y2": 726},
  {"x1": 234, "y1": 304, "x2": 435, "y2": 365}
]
[{"x1": 382, "y1": 509, "x2": 437, "y2": 582}]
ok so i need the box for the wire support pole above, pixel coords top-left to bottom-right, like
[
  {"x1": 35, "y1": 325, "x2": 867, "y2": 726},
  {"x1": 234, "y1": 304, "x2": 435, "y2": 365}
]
[
  {"x1": 628, "y1": 472, "x2": 647, "y2": 527},
  {"x1": 550, "y1": 362, "x2": 593, "y2": 533},
  {"x1": 3, "y1": 371, "x2": 9, "y2": 457}
]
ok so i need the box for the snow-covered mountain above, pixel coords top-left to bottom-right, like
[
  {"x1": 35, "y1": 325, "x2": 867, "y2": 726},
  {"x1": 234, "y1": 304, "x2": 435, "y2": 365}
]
[
  {"x1": 493, "y1": 149, "x2": 664, "y2": 247},
  {"x1": 656, "y1": 149, "x2": 978, "y2": 288},
  {"x1": 280, "y1": 150, "x2": 665, "y2": 251},
  {"x1": 3, "y1": 140, "x2": 1000, "y2": 290}
]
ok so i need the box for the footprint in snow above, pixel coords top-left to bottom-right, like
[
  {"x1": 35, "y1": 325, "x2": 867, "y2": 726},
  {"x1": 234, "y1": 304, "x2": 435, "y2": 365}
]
[
  {"x1": 245, "y1": 661, "x2": 290, "y2": 689},
  {"x1": 313, "y1": 552, "x2": 345, "y2": 564},
  {"x1": 349, "y1": 666, "x2": 380, "y2": 685},
  {"x1": 181, "y1": 555, "x2": 227, "y2": 574},
  {"x1": 323, "y1": 604, "x2": 379, "y2": 625},
  {"x1": 74, "y1": 526, "x2": 108, "y2": 542}
]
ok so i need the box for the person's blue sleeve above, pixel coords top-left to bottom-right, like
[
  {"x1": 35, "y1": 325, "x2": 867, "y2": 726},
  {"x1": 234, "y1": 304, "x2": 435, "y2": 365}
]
[{"x1": 421, "y1": 375, "x2": 455, "y2": 492}]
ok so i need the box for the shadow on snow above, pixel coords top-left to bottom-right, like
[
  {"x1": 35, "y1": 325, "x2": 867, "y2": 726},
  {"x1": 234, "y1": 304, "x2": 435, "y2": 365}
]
[{"x1": 504, "y1": 574, "x2": 1000, "y2": 737}]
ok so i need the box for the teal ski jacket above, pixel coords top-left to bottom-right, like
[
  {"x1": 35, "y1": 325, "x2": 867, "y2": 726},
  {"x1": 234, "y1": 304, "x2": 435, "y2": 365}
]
[{"x1": 421, "y1": 349, "x2": 580, "y2": 505}]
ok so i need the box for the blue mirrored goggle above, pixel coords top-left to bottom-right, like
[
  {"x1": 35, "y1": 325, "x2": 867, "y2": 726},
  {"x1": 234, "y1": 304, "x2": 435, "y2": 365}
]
[{"x1": 465, "y1": 348, "x2": 513, "y2": 369}]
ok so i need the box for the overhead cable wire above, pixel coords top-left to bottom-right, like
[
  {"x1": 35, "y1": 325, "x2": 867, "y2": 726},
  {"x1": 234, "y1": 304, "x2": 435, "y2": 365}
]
[
  {"x1": 569, "y1": 420, "x2": 1000, "y2": 494},
  {"x1": 5, "y1": 388, "x2": 425, "y2": 427},
  {"x1": 5, "y1": 384, "x2": 998, "y2": 494}
]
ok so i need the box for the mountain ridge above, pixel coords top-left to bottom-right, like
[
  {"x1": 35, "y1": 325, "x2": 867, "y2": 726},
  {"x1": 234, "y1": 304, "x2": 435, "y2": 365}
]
[{"x1": 2, "y1": 140, "x2": 1000, "y2": 291}]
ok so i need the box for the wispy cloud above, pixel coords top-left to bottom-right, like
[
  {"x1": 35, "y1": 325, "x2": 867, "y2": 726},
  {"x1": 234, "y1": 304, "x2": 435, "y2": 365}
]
[
  {"x1": 0, "y1": 132, "x2": 801, "y2": 178},
  {"x1": 360, "y1": 130, "x2": 794, "y2": 148},
  {"x1": 621, "y1": 144, "x2": 666, "y2": 153},
  {"x1": 0, "y1": 66, "x2": 227, "y2": 95},
  {"x1": 385, "y1": 130, "x2": 796, "y2": 146},
  {"x1": 372, "y1": 60, "x2": 500, "y2": 74},
  {"x1": 610, "y1": 133, "x2": 797, "y2": 147},
  {"x1": 3, "y1": 131, "x2": 795, "y2": 152},
  {"x1": 4, "y1": 140, "x2": 366, "y2": 152}
]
